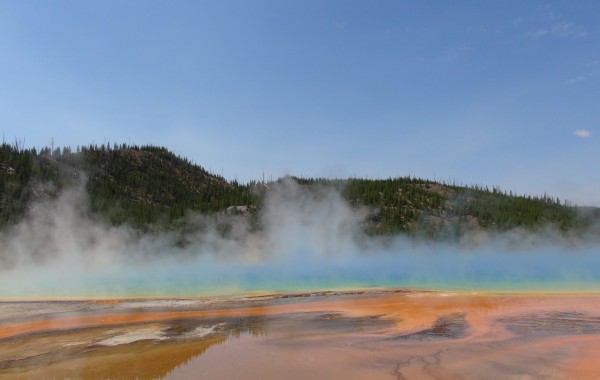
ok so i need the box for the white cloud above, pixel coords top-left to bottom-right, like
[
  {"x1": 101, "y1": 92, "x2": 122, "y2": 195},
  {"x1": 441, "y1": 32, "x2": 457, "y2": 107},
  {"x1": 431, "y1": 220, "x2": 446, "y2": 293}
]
[
  {"x1": 532, "y1": 28, "x2": 549, "y2": 37},
  {"x1": 574, "y1": 129, "x2": 592, "y2": 138},
  {"x1": 566, "y1": 76, "x2": 585, "y2": 84},
  {"x1": 511, "y1": 17, "x2": 524, "y2": 28},
  {"x1": 537, "y1": 4, "x2": 558, "y2": 21},
  {"x1": 550, "y1": 22, "x2": 587, "y2": 37},
  {"x1": 531, "y1": 22, "x2": 587, "y2": 39}
]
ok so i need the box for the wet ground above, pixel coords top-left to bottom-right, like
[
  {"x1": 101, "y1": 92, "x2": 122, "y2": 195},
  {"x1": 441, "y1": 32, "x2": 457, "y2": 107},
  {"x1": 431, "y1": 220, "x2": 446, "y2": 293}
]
[{"x1": 1, "y1": 290, "x2": 600, "y2": 379}]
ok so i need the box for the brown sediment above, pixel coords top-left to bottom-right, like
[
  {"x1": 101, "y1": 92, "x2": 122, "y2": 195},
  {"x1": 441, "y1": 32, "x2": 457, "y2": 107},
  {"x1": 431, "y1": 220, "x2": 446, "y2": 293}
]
[
  {"x1": 1, "y1": 291, "x2": 600, "y2": 379},
  {"x1": 392, "y1": 312, "x2": 469, "y2": 341},
  {"x1": 498, "y1": 311, "x2": 600, "y2": 336}
]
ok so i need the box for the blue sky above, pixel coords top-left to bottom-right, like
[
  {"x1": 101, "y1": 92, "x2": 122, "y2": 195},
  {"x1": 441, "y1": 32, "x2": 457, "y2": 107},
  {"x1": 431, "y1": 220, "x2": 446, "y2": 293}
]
[{"x1": 1, "y1": 1, "x2": 599, "y2": 205}]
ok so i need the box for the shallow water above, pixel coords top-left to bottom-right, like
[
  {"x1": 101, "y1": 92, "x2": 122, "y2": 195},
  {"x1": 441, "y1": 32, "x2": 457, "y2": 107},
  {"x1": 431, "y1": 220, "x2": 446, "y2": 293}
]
[{"x1": 3, "y1": 245, "x2": 600, "y2": 299}]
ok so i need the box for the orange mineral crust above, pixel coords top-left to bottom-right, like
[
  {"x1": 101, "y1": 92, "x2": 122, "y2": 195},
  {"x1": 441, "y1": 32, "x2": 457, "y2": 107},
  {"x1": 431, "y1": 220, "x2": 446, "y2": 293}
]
[{"x1": 1, "y1": 290, "x2": 600, "y2": 379}]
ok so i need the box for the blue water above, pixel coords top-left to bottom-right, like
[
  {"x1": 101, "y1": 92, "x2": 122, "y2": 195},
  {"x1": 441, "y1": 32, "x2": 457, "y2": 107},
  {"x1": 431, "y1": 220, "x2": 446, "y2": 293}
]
[{"x1": 3, "y1": 243, "x2": 599, "y2": 298}]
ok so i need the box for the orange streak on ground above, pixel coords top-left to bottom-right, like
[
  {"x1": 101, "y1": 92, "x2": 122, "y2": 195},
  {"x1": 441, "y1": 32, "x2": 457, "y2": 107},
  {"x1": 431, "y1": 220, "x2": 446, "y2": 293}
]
[
  {"x1": 3, "y1": 292, "x2": 600, "y2": 379},
  {"x1": 0, "y1": 293, "x2": 504, "y2": 340},
  {"x1": 566, "y1": 336, "x2": 600, "y2": 378},
  {"x1": 0, "y1": 308, "x2": 258, "y2": 340},
  {"x1": 2, "y1": 293, "x2": 600, "y2": 341}
]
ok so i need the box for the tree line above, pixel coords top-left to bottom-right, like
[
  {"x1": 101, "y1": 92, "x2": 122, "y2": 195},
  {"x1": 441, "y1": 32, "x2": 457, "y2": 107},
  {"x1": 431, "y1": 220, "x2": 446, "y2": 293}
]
[{"x1": 1, "y1": 142, "x2": 597, "y2": 238}]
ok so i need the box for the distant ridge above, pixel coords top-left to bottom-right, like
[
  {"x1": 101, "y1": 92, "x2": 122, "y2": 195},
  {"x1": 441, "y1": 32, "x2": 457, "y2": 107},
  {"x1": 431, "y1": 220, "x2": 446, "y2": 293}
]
[{"x1": 1, "y1": 142, "x2": 598, "y2": 237}]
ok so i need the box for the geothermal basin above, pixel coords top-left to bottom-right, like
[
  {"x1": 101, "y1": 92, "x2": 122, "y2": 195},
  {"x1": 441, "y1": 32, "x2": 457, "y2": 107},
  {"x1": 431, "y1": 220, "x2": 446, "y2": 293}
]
[{"x1": 2, "y1": 289, "x2": 600, "y2": 379}]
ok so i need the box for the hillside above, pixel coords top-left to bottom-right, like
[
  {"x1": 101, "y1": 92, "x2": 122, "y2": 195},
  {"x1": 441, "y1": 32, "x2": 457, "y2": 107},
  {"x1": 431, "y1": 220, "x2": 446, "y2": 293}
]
[
  {"x1": 1, "y1": 142, "x2": 598, "y2": 238},
  {"x1": 0, "y1": 143, "x2": 255, "y2": 229}
]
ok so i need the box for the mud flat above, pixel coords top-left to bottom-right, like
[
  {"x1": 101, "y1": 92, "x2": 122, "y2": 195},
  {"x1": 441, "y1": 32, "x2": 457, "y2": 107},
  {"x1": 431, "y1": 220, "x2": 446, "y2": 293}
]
[{"x1": 1, "y1": 289, "x2": 600, "y2": 379}]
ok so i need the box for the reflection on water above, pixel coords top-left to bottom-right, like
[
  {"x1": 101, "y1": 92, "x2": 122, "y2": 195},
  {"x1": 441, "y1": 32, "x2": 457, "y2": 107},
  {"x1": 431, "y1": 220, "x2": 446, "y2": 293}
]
[
  {"x1": 162, "y1": 325, "x2": 267, "y2": 380},
  {"x1": 0, "y1": 312, "x2": 269, "y2": 380},
  {"x1": 0, "y1": 335, "x2": 228, "y2": 380},
  {"x1": 163, "y1": 332, "x2": 266, "y2": 380}
]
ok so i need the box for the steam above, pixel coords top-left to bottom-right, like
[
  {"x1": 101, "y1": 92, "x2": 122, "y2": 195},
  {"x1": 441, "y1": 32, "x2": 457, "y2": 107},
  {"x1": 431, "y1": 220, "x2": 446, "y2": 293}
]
[{"x1": 1, "y1": 178, "x2": 599, "y2": 299}]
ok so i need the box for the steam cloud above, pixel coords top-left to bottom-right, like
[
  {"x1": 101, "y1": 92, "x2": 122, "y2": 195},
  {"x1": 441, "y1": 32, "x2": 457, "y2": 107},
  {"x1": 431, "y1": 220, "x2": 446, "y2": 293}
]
[{"x1": 1, "y1": 178, "x2": 599, "y2": 299}]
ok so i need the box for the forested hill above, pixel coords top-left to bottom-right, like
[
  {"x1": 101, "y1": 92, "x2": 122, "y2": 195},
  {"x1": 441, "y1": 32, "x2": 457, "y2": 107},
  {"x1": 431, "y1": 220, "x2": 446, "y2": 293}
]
[
  {"x1": 1, "y1": 142, "x2": 598, "y2": 238},
  {"x1": 0, "y1": 143, "x2": 255, "y2": 228}
]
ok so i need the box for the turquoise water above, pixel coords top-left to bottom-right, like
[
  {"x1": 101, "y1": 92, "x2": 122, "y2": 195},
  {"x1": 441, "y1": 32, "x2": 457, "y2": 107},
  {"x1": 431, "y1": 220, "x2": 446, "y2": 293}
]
[{"x1": 3, "y1": 243, "x2": 600, "y2": 298}]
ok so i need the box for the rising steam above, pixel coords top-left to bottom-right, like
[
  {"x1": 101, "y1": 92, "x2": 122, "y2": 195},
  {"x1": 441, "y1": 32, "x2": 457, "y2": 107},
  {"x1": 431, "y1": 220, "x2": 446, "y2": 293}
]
[{"x1": 1, "y1": 178, "x2": 599, "y2": 298}]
